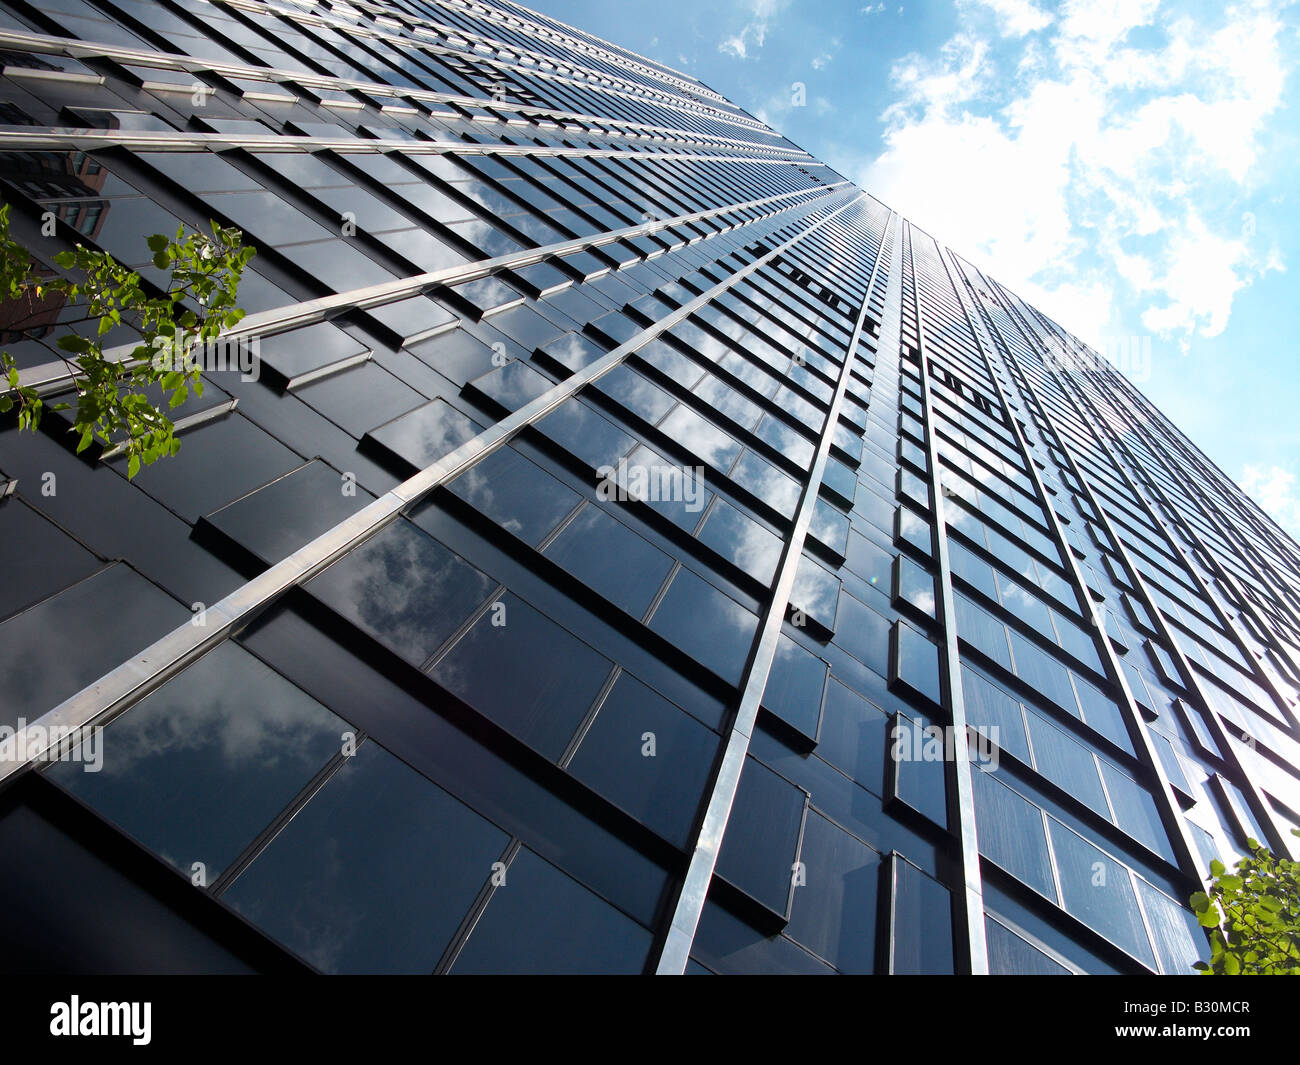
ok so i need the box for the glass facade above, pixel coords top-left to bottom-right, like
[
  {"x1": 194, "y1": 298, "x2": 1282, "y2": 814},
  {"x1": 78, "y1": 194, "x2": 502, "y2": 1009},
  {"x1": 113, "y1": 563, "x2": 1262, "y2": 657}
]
[{"x1": 1, "y1": 0, "x2": 1297, "y2": 976}]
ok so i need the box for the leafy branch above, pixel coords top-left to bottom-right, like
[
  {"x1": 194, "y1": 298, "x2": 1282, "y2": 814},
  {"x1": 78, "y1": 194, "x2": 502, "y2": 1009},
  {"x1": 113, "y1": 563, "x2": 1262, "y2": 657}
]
[
  {"x1": 0, "y1": 201, "x2": 255, "y2": 478},
  {"x1": 1191, "y1": 829, "x2": 1300, "y2": 975}
]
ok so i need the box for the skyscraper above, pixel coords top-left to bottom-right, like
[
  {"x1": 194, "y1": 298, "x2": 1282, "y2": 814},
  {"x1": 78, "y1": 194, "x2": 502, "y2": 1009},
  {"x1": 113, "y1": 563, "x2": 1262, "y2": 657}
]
[{"x1": 1, "y1": 0, "x2": 1297, "y2": 976}]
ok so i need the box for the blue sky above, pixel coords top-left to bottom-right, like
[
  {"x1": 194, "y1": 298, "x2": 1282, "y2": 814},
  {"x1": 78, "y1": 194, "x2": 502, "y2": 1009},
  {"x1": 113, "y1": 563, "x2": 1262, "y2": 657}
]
[{"x1": 528, "y1": 0, "x2": 1300, "y2": 536}]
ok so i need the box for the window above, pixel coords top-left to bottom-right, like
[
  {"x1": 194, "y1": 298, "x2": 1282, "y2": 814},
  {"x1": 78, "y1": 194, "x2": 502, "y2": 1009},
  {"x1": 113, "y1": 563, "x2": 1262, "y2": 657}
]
[
  {"x1": 50, "y1": 642, "x2": 346, "y2": 881},
  {"x1": 450, "y1": 847, "x2": 653, "y2": 974},
  {"x1": 223, "y1": 741, "x2": 508, "y2": 973},
  {"x1": 567, "y1": 673, "x2": 717, "y2": 848},
  {"x1": 306, "y1": 520, "x2": 495, "y2": 667}
]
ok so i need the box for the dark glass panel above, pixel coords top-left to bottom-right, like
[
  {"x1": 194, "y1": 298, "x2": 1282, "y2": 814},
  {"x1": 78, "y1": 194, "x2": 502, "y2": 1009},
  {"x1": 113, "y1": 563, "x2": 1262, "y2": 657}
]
[
  {"x1": 986, "y1": 917, "x2": 1071, "y2": 975},
  {"x1": 0, "y1": 498, "x2": 101, "y2": 620},
  {"x1": 543, "y1": 503, "x2": 674, "y2": 618},
  {"x1": 891, "y1": 858, "x2": 954, "y2": 974},
  {"x1": 716, "y1": 756, "x2": 806, "y2": 918},
  {"x1": 785, "y1": 811, "x2": 880, "y2": 973},
  {"x1": 971, "y1": 768, "x2": 1056, "y2": 900},
  {"x1": 0, "y1": 564, "x2": 184, "y2": 729},
  {"x1": 429, "y1": 591, "x2": 611, "y2": 760},
  {"x1": 451, "y1": 847, "x2": 652, "y2": 974},
  {"x1": 306, "y1": 520, "x2": 494, "y2": 666},
  {"x1": 224, "y1": 741, "x2": 508, "y2": 973},
  {"x1": 48, "y1": 642, "x2": 344, "y2": 879},
  {"x1": 439, "y1": 445, "x2": 579, "y2": 546},
  {"x1": 1047, "y1": 818, "x2": 1156, "y2": 968},
  {"x1": 201, "y1": 459, "x2": 373, "y2": 565},
  {"x1": 647, "y1": 567, "x2": 758, "y2": 686}
]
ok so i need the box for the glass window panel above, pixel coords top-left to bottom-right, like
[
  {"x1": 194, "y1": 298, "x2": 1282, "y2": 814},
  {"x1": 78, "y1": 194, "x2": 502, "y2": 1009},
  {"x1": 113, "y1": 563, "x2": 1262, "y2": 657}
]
[
  {"x1": 466, "y1": 359, "x2": 552, "y2": 413},
  {"x1": 440, "y1": 446, "x2": 579, "y2": 547},
  {"x1": 690, "y1": 900, "x2": 835, "y2": 974},
  {"x1": 998, "y1": 572, "x2": 1054, "y2": 635},
  {"x1": 1047, "y1": 819, "x2": 1157, "y2": 969},
  {"x1": 1072, "y1": 676, "x2": 1134, "y2": 754},
  {"x1": 0, "y1": 499, "x2": 101, "y2": 621},
  {"x1": 647, "y1": 568, "x2": 758, "y2": 686},
  {"x1": 202, "y1": 459, "x2": 373, "y2": 565},
  {"x1": 1024, "y1": 709, "x2": 1109, "y2": 817},
  {"x1": 306, "y1": 520, "x2": 494, "y2": 666},
  {"x1": 893, "y1": 622, "x2": 942, "y2": 705},
  {"x1": 49, "y1": 642, "x2": 344, "y2": 879},
  {"x1": 224, "y1": 741, "x2": 508, "y2": 973},
  {"x1": 1008, "y1": 631, "x2": 1077, "y2": 713},
  {"x1": 816, "y1": 678, "x2": 890, "y2": 793},
  {"x1": 845, "y1": 530, "x2": 892, "y2": 587},
  {"x1": 1134, "y1": 876, "x2": 1209, "y2": 975},
  {"x1": 567, "y1": 672, "x2": 717, "y2": 849},
  {"x1": 954, "y1": 593, "x2": 1013, "y2": 671},
  {"x1": 730, "y1": 450, "x2": 800, "y2": 518},
  {"x1": 429, "y1": 591, "x2": 611, "y2": 759},
  {"x1": 451, "y1": 847, "x2": 652, "y2": 974},
  {"x1": 543, "y1": 504, "x2": 674, "y2": 617},
  {"x1": 986, "y1": 917, "x2": 1071, "y2": 975},
  {"x1": 697, "y1": 500, "x2": 782, "y2": 585},
  {"x1": 1099, "y1": 761, "x2": 1172, "y2": 860},
  {"x1": 961, "y1": 665, "x2": 1030, "y2": 763},
  {"x1": 365, "y1": 398, "x2": 484, "y2": 470},
  {"x1": 891, "y1": 858, "x2": 955, "y2": 974},
  {"x1": 786, "y1": 811, "x2": 880, "y2": 973},
  {"x1": 294, "y1": 361, "x2": 423, "y2": 438},
  {"x1": 834, "y1": 590, "x2": 890, "y2": 675},
  {"x1": 761, "y1": 635, "x2": 828, "y2": 744},
  {"x1": 536, "y1": 398, "x2": 637, "y2": 471},
  {"x1": 0, "y1": 564, "x2": 185, "y2": 729},
  {"x1": 109, "y1": 413, "x2": 301, "y2": 523},
  {"x1": 971, "y1": 769, "x2": 1056, "y2": 900},
  {"x1": 716, "y1": 756, "x2": 805, "y2": 918}
]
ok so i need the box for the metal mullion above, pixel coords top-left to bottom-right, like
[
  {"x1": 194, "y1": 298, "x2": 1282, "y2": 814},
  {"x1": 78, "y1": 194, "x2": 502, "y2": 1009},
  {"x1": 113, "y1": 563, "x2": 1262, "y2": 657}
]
[
  {"x1": 990, "y1": 286, "x2": 1298, "y2": 861},
  {"x1": 16, "y1": 180, "x2": 849, "y2": 395},
  {"x1": 942, "y1": 249, "x2": 1202, "y2": 887},
  {"x1": 1090, "y1": 376, "x2": 1300, "y2": 732},
  {"x1": 425, "y1": 0, "x2": 730, "y2": 110},
  {"x1": 903, "y1": 223, "x2": 988, "y2": 974},
  {"x1": 1107, "y1": 363, "x2": 1300, "y2": 585},
  {"x1": 0, "y1": 23, "x2": 785, "y2": 155},
  {"x1": 1100, "y1": 383, "x2": 1300, "y2": 717},
  {"x1": 270, "y1": 4, "x2": 777, "y2": 135},
  {"x1": 0, "y1": 127, "x2": 813, "y2": 169},
  {"x1": 653, "y1": 203, "x2": 891, "y2": 975},
  {"x1": 0, "y1": 191, "x2": 865, "y2": 790}
]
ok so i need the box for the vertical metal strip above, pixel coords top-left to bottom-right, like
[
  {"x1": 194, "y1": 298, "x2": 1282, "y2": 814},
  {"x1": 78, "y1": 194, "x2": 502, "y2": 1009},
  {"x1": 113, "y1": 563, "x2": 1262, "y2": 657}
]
[
  {"x1": 902, "y1": 223, "x2": 989, "y2": 974},
  {"x1": 942, "y1": 250, "x2": 1202, "y2": 886},
  {"x1": 989, "y1": 286, "x2": 1298, "y2": 860},
  {"x1": 654, "y1": 204, "x2": 892, "y2": 974},
  {"x1": 1089, "y1": 377, "x2": 1300, "y2": 729}
]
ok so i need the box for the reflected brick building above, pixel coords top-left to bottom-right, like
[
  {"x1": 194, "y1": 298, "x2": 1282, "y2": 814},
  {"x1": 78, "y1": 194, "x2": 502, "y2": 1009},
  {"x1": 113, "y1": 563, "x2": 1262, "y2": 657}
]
[{"x1": 1, "y1": 0, "x2": 1297, "y2": 974}]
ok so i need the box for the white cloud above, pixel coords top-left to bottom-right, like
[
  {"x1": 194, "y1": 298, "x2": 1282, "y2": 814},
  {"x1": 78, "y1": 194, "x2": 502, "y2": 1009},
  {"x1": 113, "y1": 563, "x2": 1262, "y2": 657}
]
[
  {"x1": 1242, "y1": 465, "x2": 1300, "y2": 537},
  {"x1": 853, "y1": 0, "x2": 1291, "y2": 348},
  {"x1": 718, "y1": 0, "x2": 789, "y2": 60},
  {"x1": 959, "y1": 0, "x2": 1052, "y2": 37},
  {"x1": 860, "y1": 2, "x2": 886, "y2": 13}
]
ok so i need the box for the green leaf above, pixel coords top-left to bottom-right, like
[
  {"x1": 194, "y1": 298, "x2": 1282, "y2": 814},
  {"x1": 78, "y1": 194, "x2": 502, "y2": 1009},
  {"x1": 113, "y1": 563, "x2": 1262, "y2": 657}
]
[
  {"x1": 1210, "y1": 859, "x2": 1226, "y2": 877},
  {"x1": 146, "y1": 234, "x2": 169, "y2": 253},
  {"x1": 57, "y1": 334, "x2": 92, "y2": 353},
  {"x1": 1190, "y1": 891, "x2": 1210, "y2": 913},
  {"x1": 127, "y1": 453, "x2": 141, "y2": 480}
]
